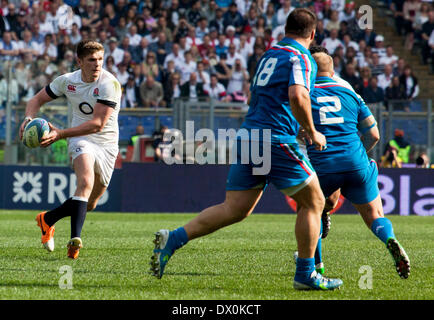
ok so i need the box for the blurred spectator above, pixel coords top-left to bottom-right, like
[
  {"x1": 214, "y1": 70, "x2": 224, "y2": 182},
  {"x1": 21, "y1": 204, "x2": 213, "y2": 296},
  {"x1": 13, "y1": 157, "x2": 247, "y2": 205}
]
[
  {"x1": 178, "y1": 50, "x2": 197, "y2": 84},
  {"x1": 223, "y1": 2, "x2": 244, "y2": 34},
  {"x1": 372, "y1": 35, "x2": 386, "y2": 57},
  {"x1": 105, "y1": 55, "x2": 119, "y2": 77},
  {"x1": 263, "y1": 2, "x2": 278, "y2": 30},
  {"x1": 227, "y1": 58, "x2": 249, "y2": 94},
  {"x1": 180, "y1": 72, "x2": 207, "y2": 101},
  {"x1": 421, "y1": 9, "x2": 434, "y2": 64},
  {"x1": 377, "y1": 64, "x2": 394, "y2": 91},
  {"x1": 399, "y1": 65, "x2": 419, "y2": 100},
  {"x1": 128, "y1": 125, "x2": 145, "y2": 147},
  {"x1": 211, "y1": 52, "x2": 231, "y2": 87},
  {"x1": 380, "y1": 145, "x2": 402, "y2": 168},
  {"x1": 339, "y1": 2, "x2": 355, "y2": 22},
  {"x1": 163, "y1": 71, "x2": 181, "y2": 108},
  {"x1": 69, "y1": 23, "x2": 82, "y2": 45},
  {"x1": 215, "y1": 33, "x2": 228, "y2": 57},
  {"x1": 341, "y1": 62, "x2": 363, "y2": 94},
  {"x1": 385, "y1": 76, "x2": 407, "y2": 111},
  {"x1": 363, "y1": 76, "x2": 384, "y2": 104},
  {"x1": 369, "y1": 52, "x2": 385, "y2": 77},
  {"x1": 225, "y1": 25, "x2": 239, "y2": 48},
  {"x1": 132, "y1": 38, "x2": 149, "y2": 64},
  {"x1": 126, "y1": 24, "x2": 143, "y2": 47},
  {"x1": 38, "y1": 33, "x2": 58, "y2": 62},
  {"x1": 149, "y1": 31, "x2": 172, "y2": 66},
  {"x1": 117, "y1": 63, "x2": 130, "y2": 86},
  {"x1": 390, "y1": 0, "x2": 406, "y2": 36},
  {"x1": 393, "y1": 57, "x2": 406, "y2": 77},
  {"x1": 247, "y1": 44, "x2": 265, "y2": 80},
  {"x1": 203, "y1": 73, "x2": 227, "y2": 100},
  {"x1": 115, "y1": 16, "x2": 129, "y2": 41},
  {"x1": 187, "y1": 1, "x2": 202, "y2": 26},
  {"x1": 164, "y1": 43, "x2": 184, "y2": 69},
  {"x1": 196, "y1": 17, "x2": 209, "y2": 40},
  {"x1": 210, "y1": 7, "x2": 225, "y2": 35},
  {"x1": 122, "y1": 76, "x2": 141, "y2": 109},
  {"x1": 139, "y1": 75, "x2": 164, "y2": 108},
  {"x1": 415, "y1": 151, "x2": 430, "y2": 168},
  {"x1": 195, "y1": 60, "x2": 210, "y2": 85},
  {"x1": 38, "y1": 10, "x2": 55, "y2": 36},
  {"x1": 18, "y1": 29, "x2": 39, "y2": 60},
  {"x1": 186, "y1": 26, "x2": 202, "y2": 49},
  {"x1": 226, "y1": 42, "x2": 246, "y2": 68},
  {"x1": 276, "y1": 0, "x2": 295, "y2": 26},
  {"x1": 379, "y1": 45, "x2": 399, "y2": 68},
  {"x1": 325, "y1": 10, "x2": 340, "y2": 31},
  {"x1": 359, "y1": 28, "x2": 376, "y2": 47},
  {"x1": 141, "y1": 51, "x2": 160, "y2": 80},
  {"x1": 430, "y1": 29, "x2": 434, "y2": 73},
  {"x1": 105, "y1": 37, "x2": 124, "y2": 65},
  {"x1": 0, "y1": 31, "x2": 19, "y2": 61},
  {"x1": 321, "y1": 28, "x2": 343, "y2": 55},
  {"x1": 386, "y1": 129, "x2": 411, "y2": 164}
]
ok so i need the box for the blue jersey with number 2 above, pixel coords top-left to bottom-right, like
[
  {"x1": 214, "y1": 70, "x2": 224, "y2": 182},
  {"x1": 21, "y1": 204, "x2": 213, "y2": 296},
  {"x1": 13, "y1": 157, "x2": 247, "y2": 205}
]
[
  {"x1": 307, "y1": 76, "x2": 373, "y2": 173},
  {"x1": 242, "y1": 37, "x2": 317, "y2": 144}
]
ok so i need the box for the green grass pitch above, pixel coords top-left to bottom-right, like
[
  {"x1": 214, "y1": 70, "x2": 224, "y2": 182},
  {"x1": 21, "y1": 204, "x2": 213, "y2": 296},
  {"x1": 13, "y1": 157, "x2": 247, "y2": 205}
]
[{"x1": 0, "y1": 211, "x2": 432, "y2": 300}]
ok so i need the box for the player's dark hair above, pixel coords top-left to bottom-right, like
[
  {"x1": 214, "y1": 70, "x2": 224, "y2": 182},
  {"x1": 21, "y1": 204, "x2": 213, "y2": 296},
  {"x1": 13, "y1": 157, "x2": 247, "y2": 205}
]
[
  {"x1": 285, "y1": 8, "x2": 317, "y2": 38},
  {"x1": 309, "y1": 45, "x2": 329, "y2": 55},
  {"x1": 76, "y1": 40, "x2": 104, "y2": 59}
]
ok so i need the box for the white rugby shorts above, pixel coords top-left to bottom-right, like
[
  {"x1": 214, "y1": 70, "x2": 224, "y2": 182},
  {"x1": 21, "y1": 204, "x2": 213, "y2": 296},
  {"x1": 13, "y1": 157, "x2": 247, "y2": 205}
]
[{"x1": 68, "y1": 137, "x2": 118, "y2": 187}]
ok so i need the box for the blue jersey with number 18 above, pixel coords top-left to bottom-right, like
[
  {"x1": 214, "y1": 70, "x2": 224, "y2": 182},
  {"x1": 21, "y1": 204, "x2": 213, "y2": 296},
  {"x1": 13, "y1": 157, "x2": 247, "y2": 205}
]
[
  {"x1": 242, "y1": 37, "x2": 317, "y2": 144},
  {"x1": 307, "y1": 76, "x2": 373, "y2": 173}
]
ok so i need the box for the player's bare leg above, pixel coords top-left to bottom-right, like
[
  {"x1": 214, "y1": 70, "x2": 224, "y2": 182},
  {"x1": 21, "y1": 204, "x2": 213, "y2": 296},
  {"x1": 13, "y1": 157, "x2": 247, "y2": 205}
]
[
  {"x1": 150, "y1": 189, "x2": 263, "y2": 278},
  {"x1": 87, "y1": 172, "x2": 107, "y2": 212},
  {"x1": 287, "y1": 177, "x2": 324, "y2": 259},
  {"x1": 353, "y1": 195, "x2": 410, "y2": 279},
  {"x1": 184, "y1": 188, "x2": 263, "y2": 240}
]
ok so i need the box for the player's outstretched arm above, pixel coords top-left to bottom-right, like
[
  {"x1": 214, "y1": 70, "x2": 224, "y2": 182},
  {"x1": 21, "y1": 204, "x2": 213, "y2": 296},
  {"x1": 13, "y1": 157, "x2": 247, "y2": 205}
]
[
  {"x1": 289, "y1": 84, "x2": 326, "y2": 151},
  {"x1": 40, "y1": 103, "x2": 115, "y2": 148},
  {"x1": 19, "y1": 88, "x2": 54, "y2": 140},
  {"x1": 358, "y1": 115, "x2": 380, "y2": 153}
]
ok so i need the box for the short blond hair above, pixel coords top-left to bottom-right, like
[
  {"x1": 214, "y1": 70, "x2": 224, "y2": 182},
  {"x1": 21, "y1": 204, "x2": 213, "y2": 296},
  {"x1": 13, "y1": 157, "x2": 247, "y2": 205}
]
[
  {"x1": 76, "y1": 40, "x2": 104, "y2": 59},
  {"x1": 312, "y1": 52, "x2": 333, "y2": 74}
]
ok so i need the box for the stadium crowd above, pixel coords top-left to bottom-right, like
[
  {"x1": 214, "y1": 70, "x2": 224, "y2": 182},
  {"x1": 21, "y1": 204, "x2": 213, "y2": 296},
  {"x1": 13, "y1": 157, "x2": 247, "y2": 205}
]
[{"x1": 0, "y1": 0, "x2": 431, "y2": 112}]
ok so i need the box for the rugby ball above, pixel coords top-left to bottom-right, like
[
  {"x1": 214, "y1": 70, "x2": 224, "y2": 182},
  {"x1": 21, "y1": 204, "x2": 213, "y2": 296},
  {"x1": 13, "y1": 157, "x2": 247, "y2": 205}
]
[{"x1": 22, "y1": 118, "x2": 50, "y2": 148}]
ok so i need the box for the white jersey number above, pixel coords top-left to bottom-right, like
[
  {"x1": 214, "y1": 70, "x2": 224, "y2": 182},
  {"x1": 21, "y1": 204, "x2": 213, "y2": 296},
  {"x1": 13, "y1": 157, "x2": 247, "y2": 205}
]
[
  {"x1": 252, "y1": 57, "x2": 277, "y2": 87},
  {"x1": 317, "y1": 96, "x2": 344, "y2": 125}
]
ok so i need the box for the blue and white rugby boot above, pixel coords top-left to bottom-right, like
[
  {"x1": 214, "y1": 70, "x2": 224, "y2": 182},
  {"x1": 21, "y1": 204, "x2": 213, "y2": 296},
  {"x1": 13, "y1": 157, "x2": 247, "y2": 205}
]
[
  {"x1": 150, "y1": 229, "x2": 174, "y2": 279},
  {"x1": 294, "y1": 270, "x2": 343, "y2": 290}
]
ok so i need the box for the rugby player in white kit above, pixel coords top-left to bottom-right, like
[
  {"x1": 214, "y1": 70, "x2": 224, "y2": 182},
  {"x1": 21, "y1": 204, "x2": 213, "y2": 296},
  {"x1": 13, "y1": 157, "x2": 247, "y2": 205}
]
[{"x1": 19, "y1": 40, "x2": 122, "y2": 259}]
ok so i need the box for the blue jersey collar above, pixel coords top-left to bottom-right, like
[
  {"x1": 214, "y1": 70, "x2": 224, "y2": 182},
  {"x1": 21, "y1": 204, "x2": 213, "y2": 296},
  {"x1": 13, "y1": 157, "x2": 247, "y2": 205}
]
[
  {"x1": 279, "y1": 37, "x2": 310, "y2": 55},
  {"x1": 315, "y1": 76, "x2": 336, "y2": 84}
]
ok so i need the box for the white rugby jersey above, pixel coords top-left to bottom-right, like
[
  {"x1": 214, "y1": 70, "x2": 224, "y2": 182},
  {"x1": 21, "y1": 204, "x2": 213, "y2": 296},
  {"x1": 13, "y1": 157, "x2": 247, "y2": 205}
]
[{"x1": 46, "y1": 68, "x2": 122, "y2": 145}]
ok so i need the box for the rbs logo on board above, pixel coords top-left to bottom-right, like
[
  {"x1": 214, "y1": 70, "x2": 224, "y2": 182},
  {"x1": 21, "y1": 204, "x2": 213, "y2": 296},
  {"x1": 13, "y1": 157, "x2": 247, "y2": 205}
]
[{"x1": 12, "y1": 171, "x2": 108, "y2": 206}]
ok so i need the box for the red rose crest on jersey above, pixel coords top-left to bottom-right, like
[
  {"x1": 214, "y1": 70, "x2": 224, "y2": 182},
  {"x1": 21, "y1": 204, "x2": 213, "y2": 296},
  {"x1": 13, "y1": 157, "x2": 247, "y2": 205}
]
[
  {"x1": 67, "y1": 84, "x2": 76, "y2": 92},
  {"x1": 93, "y1": 88, "x2": 99, "y2": 97}
]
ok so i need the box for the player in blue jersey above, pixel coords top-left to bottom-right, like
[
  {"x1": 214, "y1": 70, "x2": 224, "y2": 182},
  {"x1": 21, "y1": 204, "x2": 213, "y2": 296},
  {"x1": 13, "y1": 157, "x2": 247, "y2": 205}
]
[
  {"x1": 307, "y1": 51, "x2": 410, "y2": 279},
  {"x1": 149, "y1": 9, "x2": 343, "y2": 290}
]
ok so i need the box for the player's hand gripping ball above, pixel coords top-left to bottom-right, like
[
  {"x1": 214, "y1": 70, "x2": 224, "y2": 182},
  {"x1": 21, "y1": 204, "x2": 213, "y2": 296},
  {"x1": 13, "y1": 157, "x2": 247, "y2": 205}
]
[{"x1": 22, "y1": 118, "x2": 50, "y2": 148}]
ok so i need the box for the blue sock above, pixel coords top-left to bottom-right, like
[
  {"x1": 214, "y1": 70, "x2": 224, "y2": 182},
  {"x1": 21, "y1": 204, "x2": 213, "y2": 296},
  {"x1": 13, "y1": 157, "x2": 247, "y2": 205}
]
[
  {"x1": 314, "y1": 221, "x2": 323, "y2": 265},
  {"x1": 294, "y1": 257, "x2": 315, "y2": 281},
  {"x1": 168, "y1": 227, "x2": 189, "y2": 251},
  {"x1": 371, "y1": 217, "x2": 395, "y2": 245}
]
